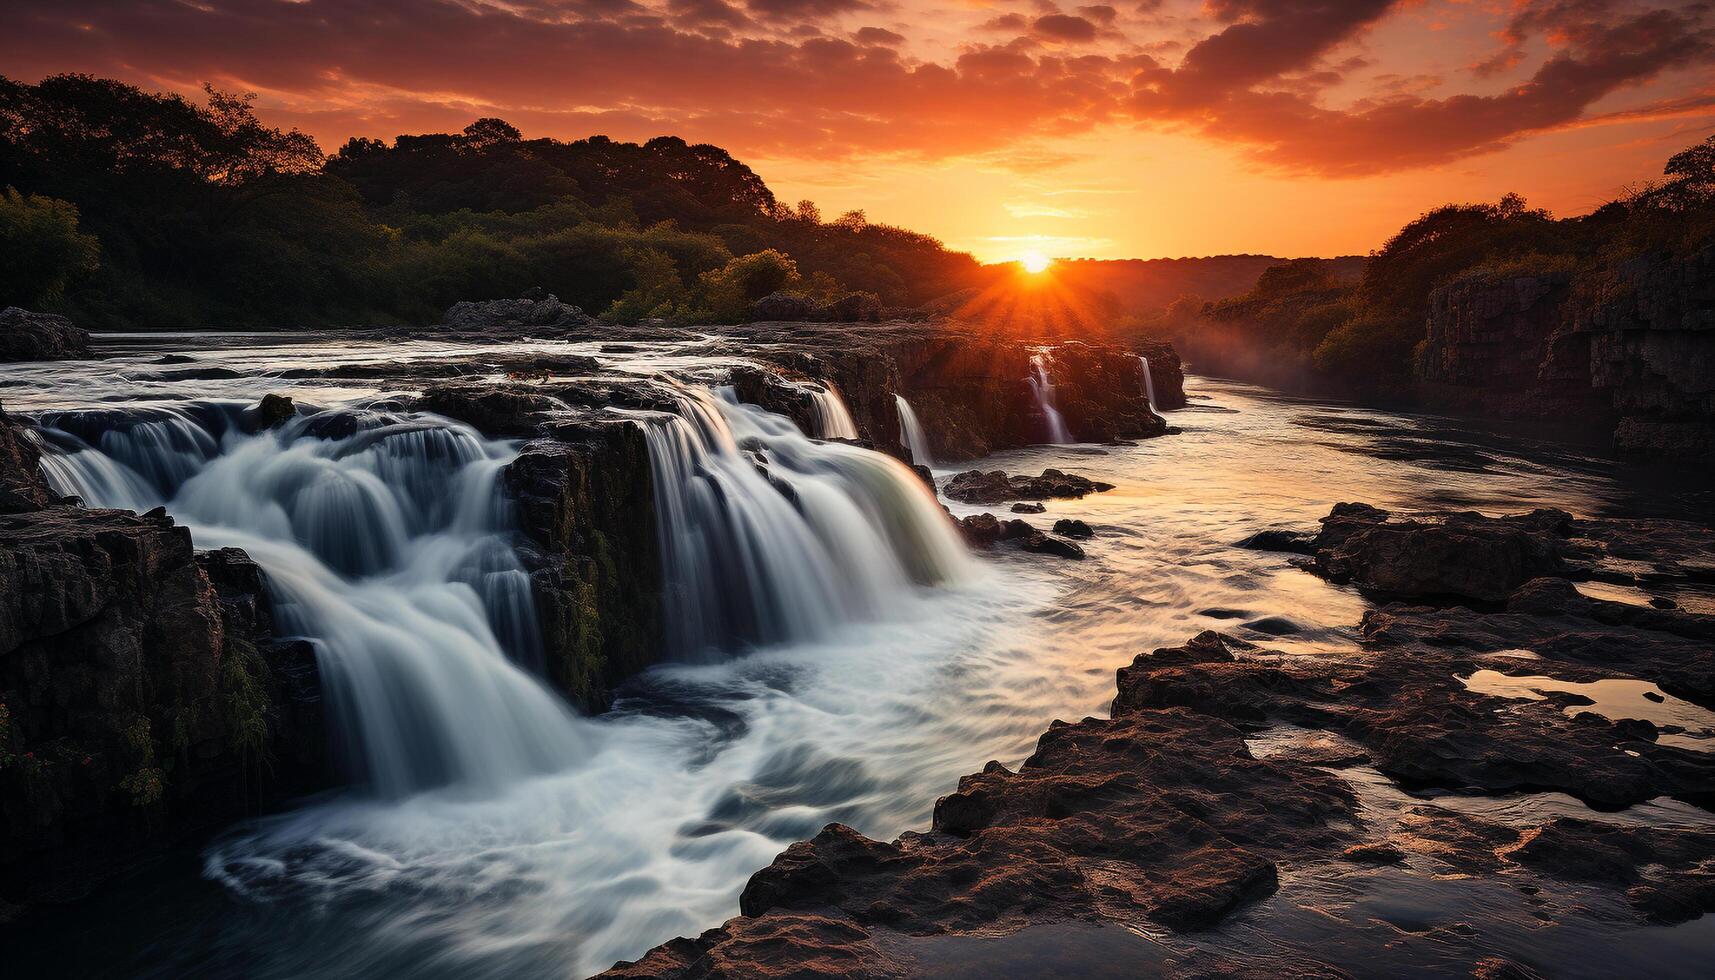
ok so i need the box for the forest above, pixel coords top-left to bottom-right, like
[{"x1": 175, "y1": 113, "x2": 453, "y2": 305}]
[{"x1": 0, "y1": 74, "x2": 1000, "y2": 328}]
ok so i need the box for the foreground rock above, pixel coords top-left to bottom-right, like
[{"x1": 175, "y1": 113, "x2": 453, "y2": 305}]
[
  {"x1": 943, "y1": 468, "x2": 1115, "y2": 505},
  {"x1": 0, "y1": 308, "x2": 92, "y2": 362},
  {"x1": 0, "y1": 411, "x2": 325, "y2": 915},
  {"x1": 606, "y1": 504, "x2": 1715, "y2": 977}
]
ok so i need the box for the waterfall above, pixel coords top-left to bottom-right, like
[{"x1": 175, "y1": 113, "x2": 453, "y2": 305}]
[
  {"x1": 894, "y1": 394, "x2": 934, "y2": 468},
  {"x1": 1027, "y1": 353, "x2": 1072, "y2": 443},
  {"x1": 35, "y1": 403, "x2": 585, "y2": 798},
  {"x1": 808, "y1": 383, "x2": 859, "y2": 440},
  {"x1": 1139, "y1": 355, "x2": 1159, "y2": 413},
  {"x1": 634, "y1": 385, "x2": 972, "y2": 659}
]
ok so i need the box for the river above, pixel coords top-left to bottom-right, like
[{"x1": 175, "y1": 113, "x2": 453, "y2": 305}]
[{"x1": 4, "y1": 333, "x2": 1711, "y2": 978}]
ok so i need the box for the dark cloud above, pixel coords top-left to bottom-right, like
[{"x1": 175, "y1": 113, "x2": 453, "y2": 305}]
[
  {"x1": 1033, "y1": 14, "x2": 1099, "y2": 42},
  {"x1": 744, "y1": 0, "x2": 871, "y2": 20},
  {"x1": 855, "y1": 26, "x2": 906, "y2": 45},
  {"x1": 977, "y1": 13, "x2": 1031, "y2": 32},
  {"x1": 668, "y1": 0, "x2": 752, "y2": 28}
]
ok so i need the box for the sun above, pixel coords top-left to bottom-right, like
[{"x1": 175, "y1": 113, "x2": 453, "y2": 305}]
[{"x1": 1019, "y1": 251, "x2": 1052, "y2": 274}]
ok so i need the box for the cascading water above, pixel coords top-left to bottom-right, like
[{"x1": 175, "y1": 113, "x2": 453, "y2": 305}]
[
  {"x1": 1139, "y1": 355, "x2": 1159, "y2": 414},
  {"x1": 894, "y1": 394, "x2": 935, "y2": 468},
  {"x1": 35, "y1": 403, "x2": 584, "y2": 798},
  {"x1": 635, "y1": 385, "x2": 972, "y2": 659},
  {"x1": 1027, "y1": 352, "x2": 1073, "y2": 443},
  {"x1": 807, "y1": 382, "x2": 859, "y2": 440}
]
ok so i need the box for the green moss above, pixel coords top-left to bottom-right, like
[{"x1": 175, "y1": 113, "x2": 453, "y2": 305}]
[{"x1": 221, "y1": 639, "x2": 273, "y2": 762}]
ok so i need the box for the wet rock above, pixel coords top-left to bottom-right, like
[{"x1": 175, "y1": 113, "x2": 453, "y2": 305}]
[
  {"x1": 1009, "y1": 502, "x2": 1045, "y2": 514},
  {"x1": 241, "y1": 393, "x2": 296, "y2": 431},
  {"x1": 1018, "y1": 531, "x2": 1084, "y2": 561},
  {"x1": 0, "y1": 505, "x2": 325, "y2": 911},
  {"x1": 954, "y1": 513, "x2": 1003, "y2": 548},
  {"x1": 1341, "y1": 842, "x2": 1406, "y2": 865},
  {"x1": 0, "y1": 307, "x2": 92, "y2": 362},
  {"x1": 1053, "y1": 518, "x2": 1093, "y2": 538},
  {"x1": 1237, "y1": 528, "x2": 1315, "y2": 554},
  {"x1": 943, "y1": 468, "x2": 1115, "y2": 505},
  {"x1": 0, "y1": 405, "x2": 57, "y2": 513},
  {"x1": 504, "y1": 424, "x2": 664, "y2": 712},
  {"x1": 1502, "y1": 817, "x2": 1715, "y2": 923},
  {"x1": 1304, "y1": 503, "x2": 1572, "y2": 602}
]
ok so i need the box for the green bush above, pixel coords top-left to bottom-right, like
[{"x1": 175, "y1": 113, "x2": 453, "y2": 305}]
[{"x1": 0, "y1": 188, "x2": 100, "y2": 308}]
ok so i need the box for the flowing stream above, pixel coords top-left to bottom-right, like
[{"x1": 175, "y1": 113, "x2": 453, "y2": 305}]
[
  {"x1": 1026, "y1": 352, "x2": 1072, "y2": 443},
  {"x1": 5, "y1": 334, "x2": 1714, "y2": 979},
  {"x1": 895, "y1": 393, "x2": 934, "y2": 467}
]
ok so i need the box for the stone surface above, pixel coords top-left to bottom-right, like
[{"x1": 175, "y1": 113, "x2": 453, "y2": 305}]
[
  {"x1": 1417, "y1": 250, "x2": 1715, "y2": 456},
  {"x1": 0, "y1": 308, "x2": 92, "y2": 362},
  {"x1": 943, "y1": 468, "x2": 1115, "y2": 506}
]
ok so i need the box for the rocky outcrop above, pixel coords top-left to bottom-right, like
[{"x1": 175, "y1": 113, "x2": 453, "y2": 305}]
[
  {"x1": 0, "y1": 409, "x2": 324, "y2": 914},
  {"x1": 0, "y1": 502, "x2": 324, "y2": 913},
  {"x1": 1249, "y1": 501, "x2": 1715, "y2": 605},
  {"x1": 714, "y1": 322, "x2": 1184, "y2": 462},
  {"x1": 440, "y1": 290, "x2": 592, "y2": 333},
  {"x1": 0, "y1": 308, "x2": 92, "y2": 362},
  {"x1": 606, "y1": 505, "x2": 1715, "y2": 977},
  {"x1": 1418, "y1": 249, "x2": 1715, "y2": 455},
  {"x1": 748, "y1": 292, "x2": 881, "y2": 323},
  {"x1": 506, "y1": 423, "x2": 664, "y2": 712},
  {"x1": 942, "y1": 468, "x2": 1114, "y2": 506}
]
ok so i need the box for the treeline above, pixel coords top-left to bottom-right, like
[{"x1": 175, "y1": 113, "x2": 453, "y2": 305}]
[
  {"x1": 1125, "y1": 135, "x2": 1715, "y2": 392},
  {"x1": 0, "y1": 74, "x2": 998, "y2": 328}
]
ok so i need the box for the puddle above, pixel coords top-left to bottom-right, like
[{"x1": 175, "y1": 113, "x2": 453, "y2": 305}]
[{"x1": 1459, "y1": 670, "x2": 1715, "y2": 752}]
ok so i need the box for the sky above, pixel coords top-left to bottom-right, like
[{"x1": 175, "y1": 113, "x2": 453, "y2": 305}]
[{"x1": 5, "y1": 0, "x2": 1713, "y2": 262}]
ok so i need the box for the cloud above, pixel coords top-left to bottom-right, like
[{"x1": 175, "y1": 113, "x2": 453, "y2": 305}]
[
  {"x1": 2, "y1": 0, "x2": 1710, "y2": 179},
  {"x1": 745, "y1": 0, "x2": 871, "y2": 20},
  {"x1": 1032, "y1": 14, "x2": 1100, "y2": 43},
  {"x1": 855, "y1": 26, "x2": 905, "y2": 45}
]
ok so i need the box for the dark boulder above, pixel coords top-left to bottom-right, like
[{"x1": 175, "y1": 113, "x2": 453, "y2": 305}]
[
  {"x1": 748, "y1": 292, "x2": 817, "y2": 322},
  {"x1": 0, "y1": 307, "x2": 92, "y2": 362},
  {"x1": 1053, "y1": 518, "x2": 1093, "y2": 538},
  {"x1": 441, "y1": 293, "x2": 590, "y2": 332},
  {"x1": 943, "y1": 467, "x2": 1114, "y2": 505}
]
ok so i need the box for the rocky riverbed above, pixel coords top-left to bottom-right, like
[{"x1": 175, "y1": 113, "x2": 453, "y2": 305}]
[{"x1": 608, "y1": 503, "x2": 1715, "y2": 978}]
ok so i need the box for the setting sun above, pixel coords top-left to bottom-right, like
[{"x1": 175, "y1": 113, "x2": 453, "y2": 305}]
[{"x1": 1020, "y1": 252, "x2": 1052, "y2": 274}]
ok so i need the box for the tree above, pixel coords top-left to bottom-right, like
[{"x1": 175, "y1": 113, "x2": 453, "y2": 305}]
[
  {"x1": 697, "y1": 249, "x2": 800, "y2": 321},
  {"x1": 0, "y1": 188, "x2": 100, "y2": 308}
]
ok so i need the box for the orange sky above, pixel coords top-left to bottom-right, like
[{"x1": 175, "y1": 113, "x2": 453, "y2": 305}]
[{"x1": 6, "y1": 0, "x2": 1712, "y2": 261}]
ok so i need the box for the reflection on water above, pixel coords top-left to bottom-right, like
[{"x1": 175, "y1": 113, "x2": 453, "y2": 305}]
[
  {"x1": 4, "y1": 337, "x2": 1713, "y2": 979},
  {"x1": 1461, "y1": 669, "x2": 1715, "y2": 752}
]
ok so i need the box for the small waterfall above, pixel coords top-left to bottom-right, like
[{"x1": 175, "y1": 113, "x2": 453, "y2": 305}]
[
  {"x1": 1027, "y1": 353, "x2": 1072, "y2": 444},
  {"x1": 808, "y1": 383, "x2": 859, "y2": 440},
  {"x1": 894, "y1": 394, "x2": 934, "y2": 468},
  {"x1": 635, "y1": 385, "x2": 971, "y2": 659},
  {"x1": 1139, "y1": 355, "x2": 1159, "y2": 413},
  {"x1": 35, "y1": 403, "x2": 585, "y2": 798}
]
